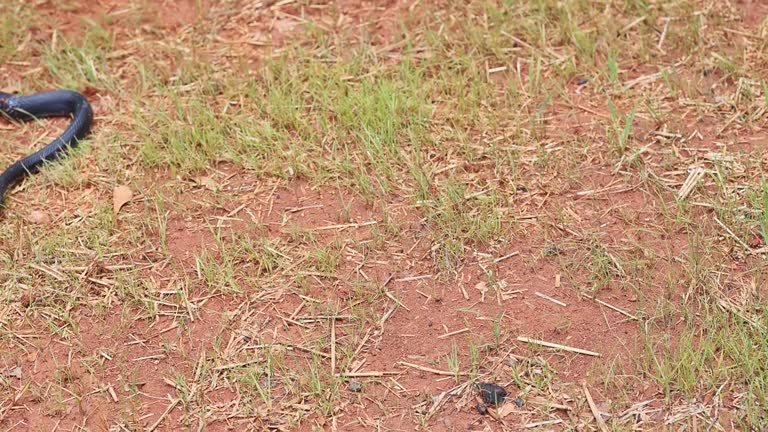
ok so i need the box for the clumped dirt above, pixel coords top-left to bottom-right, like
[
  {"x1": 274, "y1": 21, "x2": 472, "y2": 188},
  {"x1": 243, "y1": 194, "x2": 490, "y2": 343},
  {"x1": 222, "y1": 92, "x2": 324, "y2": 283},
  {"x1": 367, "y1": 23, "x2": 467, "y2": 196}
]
[{"x1": 2, "y1": 1, "x2": 768, "y2": 431}]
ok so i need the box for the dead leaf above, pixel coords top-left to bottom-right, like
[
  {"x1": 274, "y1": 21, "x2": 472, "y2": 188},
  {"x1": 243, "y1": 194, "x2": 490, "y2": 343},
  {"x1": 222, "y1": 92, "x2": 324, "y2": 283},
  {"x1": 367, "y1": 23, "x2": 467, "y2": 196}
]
[
  {"x1": 113, "y1": 185, "x2": 133, "y2": 215},
  {"x1": 197, "y1": 176, "x2": 217, "y2": 191},
  {"x1": 4, "y1": 366, "x2": 22, "y2": 379},
  {"x1": 496, "y1": 401, "x2": 517, "y2": 419}
]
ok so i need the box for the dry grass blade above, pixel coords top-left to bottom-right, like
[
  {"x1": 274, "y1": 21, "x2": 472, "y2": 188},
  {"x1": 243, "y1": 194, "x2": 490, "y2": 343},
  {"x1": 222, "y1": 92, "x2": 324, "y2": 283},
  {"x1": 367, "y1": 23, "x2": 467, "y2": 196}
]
[
  {"x1": 397, "y1": 362, "x2": 469, "y2": 376},
  {"x1": 517, "y1": 337, "x2": 602, "y2": 357}
]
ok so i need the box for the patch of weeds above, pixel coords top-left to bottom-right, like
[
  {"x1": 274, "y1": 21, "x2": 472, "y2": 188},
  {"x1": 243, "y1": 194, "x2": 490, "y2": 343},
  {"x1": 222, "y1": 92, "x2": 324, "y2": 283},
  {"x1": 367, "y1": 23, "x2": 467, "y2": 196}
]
[
  {"x1": 43, "y1": 19, "x2": 117, "y2": 91},
  {"x1": 423, "y1": 179, "x2": 504, "y2": 274}
]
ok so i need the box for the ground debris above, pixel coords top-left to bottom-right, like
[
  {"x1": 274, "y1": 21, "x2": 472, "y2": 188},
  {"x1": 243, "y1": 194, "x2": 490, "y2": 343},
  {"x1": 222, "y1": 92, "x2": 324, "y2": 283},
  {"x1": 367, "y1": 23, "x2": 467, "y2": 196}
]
[{"x1": 477, "y1": 383, "x2": 508, "y2": 406}]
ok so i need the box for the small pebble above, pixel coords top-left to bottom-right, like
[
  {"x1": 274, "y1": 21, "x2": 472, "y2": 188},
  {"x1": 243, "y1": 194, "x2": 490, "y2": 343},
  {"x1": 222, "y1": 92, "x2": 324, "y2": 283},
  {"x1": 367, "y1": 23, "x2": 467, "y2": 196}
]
[
  {"x1": 347, "y1": 381, "x2": 363, "y2": 393},
  {"x1": 513, "y1": 398, "x2": 524, "y2": 407},
  {"x1": 27, "y1": 210, "x2": 51, "y2": 225},
  {"x1": 577, "y1": 77, "x2": 589, "y2": 86},
  {"x1": 475, "y1": 403, "x2": 488, "y2": 415},
  {"x1": 544, "y1": 244, "x2": 563, "y2": 256}
]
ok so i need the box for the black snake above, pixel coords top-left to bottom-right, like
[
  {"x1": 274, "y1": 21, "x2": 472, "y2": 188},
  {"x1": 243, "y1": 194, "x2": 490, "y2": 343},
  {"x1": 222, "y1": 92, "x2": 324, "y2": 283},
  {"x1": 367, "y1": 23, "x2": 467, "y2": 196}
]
[{"x1": 0, "y1": 90, "x2": 93, "y2": 206}]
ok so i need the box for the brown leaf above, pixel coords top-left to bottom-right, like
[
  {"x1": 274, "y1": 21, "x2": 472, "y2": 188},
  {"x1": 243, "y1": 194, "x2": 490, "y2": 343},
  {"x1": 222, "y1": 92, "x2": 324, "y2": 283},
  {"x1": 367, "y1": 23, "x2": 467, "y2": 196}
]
[
  {"x1": 113, "y1": 185, "x2": 133, "y2": 215},
  {"x1": 4, "y1": 366, "x2": 22, "y2": 379}
]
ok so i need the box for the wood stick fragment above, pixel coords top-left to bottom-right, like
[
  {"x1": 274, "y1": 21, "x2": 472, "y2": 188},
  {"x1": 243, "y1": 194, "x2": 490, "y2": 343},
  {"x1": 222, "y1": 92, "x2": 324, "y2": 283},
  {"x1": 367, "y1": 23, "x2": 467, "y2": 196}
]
[
  {"x1": 594, "y1": 297, "x2": 638, "y2": 320},
  {"x1": 493, "y1": 251, "x2": 519, "y2": 263},
  {"x1": 525, "y1": 419, "x2": 563, "y2": 428},
  {"x1": 437, "y1": 328, "x2": 470, "y2": 339},
  {"x1": 147, "y1": 398, "x2": 180, "y2": 432},
  {"x1": 314, "y1": 221, "x2": 377, "y2": 231},
  {"x1": 385, "y1": 291, "x2": 410, "y2": 311},
  {"x1": 395, "y1": 274, "x2": 433, "y2": 282},
  {"x1": 107, "y1": 384, "x2": 119, "y2": 402},
  {"x1": 714, "y1": 216, "x2": 752, "y2": 250},
  {"x1": 398, "y1": 361, "x2": 468, "y2": 376},
  {"x1": 294, "y1": 315, "x2": 355, "y2": 321},
  {"x1": 336, "y1": 371, "x2": 399, "y2": 377},
  {"x1": 584, "y1": 383, "x2": 610, "y2": 432},
  {"x1": 213, "y1": 359, "x2": 262, "y2": 371},
  {"x1": 330, "y1": 319, "x2": 336, "y2": 376},
  {"x1": 535, "y1": 292, "x2": 567, "y2": 307},
  {"x1": 517, "y1": 336, "x2": 602, "y2": 357}
]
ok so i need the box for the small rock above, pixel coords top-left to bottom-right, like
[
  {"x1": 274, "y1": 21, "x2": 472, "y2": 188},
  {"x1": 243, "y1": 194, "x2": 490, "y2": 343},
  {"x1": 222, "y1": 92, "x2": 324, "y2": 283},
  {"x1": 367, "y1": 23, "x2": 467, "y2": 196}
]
[
  {"x1": 27, "y1": 210, "x2": 51, "y2": 225},
  {"x1": 475, "y1": 402, "x2": 488, "y2": 415},
  {"x1": 577, "y1": 77, "x2": 589, "y2": 86},
  {"x1": 544, "y1": 244, "x2": 563, "y2": 256},
  {"x1": 513, "y1": 398, "x2": 524, "y2": 407},
  {"x1": 347, "y1": 380, "x2": 363, "y2": 393},
  {"x1": 477, "y1": 383, "x2": 508, "y2": 406}
]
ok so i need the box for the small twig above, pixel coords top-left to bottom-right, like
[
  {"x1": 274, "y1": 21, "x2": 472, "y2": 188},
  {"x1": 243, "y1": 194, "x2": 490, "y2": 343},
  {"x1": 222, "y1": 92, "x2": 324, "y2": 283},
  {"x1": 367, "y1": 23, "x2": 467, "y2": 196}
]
[
  {"x1": 395, "y1": 274, "x2": 432, "y2": 282},
  {"x1": 398, "y1": 361, "x2": 468, "y2": 376},
  {"x1": 385, "y1": 291, "x2": 410, "y2": 311},
  {"x1": 580, "y1": 292, "x2": 638, "y2": 320},
  {"x1": 713, "y1": 216, "x2": 752, "y2": 251},
  {"x1": 213, "y1": 359, "x2": 262, "y2": 371},
  {"x1": 330, "y1": 319, "x2": 336, "y2": 376},
  {"x1": 28, "y1": 263, "x2": 66, "y2": 281},
  {"x1": 535, "y1": 292, "x2": 566, "y2": 307},
  {"x1": 314, "y1": 221, "x2": 377, "y2": 231},
  {"x1": 678, "y1": 168, "x2": 705, "y2": 200},
  {"x1": 584, "y1": 383, "x2": 610, "y2": 432},
  {"x1": 517, "y1": 336, "x2": 602, "y2": 357},
  {"x1": 437, "y1": 328, "x2": 470, "y2": 339},
  {"x1": 294, "y1": 315, "x2": 355, "y2": 321},
  {"x1": 147, "y1": 397, "x2": 180, "y2": 432},
  {"x1": 107, "y1": 384, "x2": 119, "y2": 402},
  {"x1": 525, "y1": 419, "x2": 563, "y2": 428},
  {"x1": 657, "y1": 18, "x2": 670, "y2": 51},
  {"x1": 621, "y1": 15, "x2": 646, "y2": 34},
  {"x1": 0, "y1": 380, "x2": 31, "y2": 423},
  {"x1": 595, "y1": 297, "x2": 638, "y2": 320},
  {"x1": 493, "y1": 251, "x2": 520, "y2": 264},
  {"x1": 336, "y1": 371, "x2": 399, "y2": 377}
]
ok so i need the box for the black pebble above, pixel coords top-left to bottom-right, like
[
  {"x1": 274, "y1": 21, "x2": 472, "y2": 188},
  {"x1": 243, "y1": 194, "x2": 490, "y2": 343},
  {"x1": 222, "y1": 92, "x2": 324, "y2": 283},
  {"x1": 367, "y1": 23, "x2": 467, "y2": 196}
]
[
  {"x1": 476, "y1": 403, "x2": 488, "y2": 415},
  {"x1": 478, "y1": 383, "x2": 508, "y2": 406},
  {"x1": 577, "y1": 77, "x2": 589, "y2": 86},
  {"x1": 544, "y1": 244, "x2": 563, "y2": 256},
  {"x1": 513, "y1": 398, "x2": 524, "y2": 407}
]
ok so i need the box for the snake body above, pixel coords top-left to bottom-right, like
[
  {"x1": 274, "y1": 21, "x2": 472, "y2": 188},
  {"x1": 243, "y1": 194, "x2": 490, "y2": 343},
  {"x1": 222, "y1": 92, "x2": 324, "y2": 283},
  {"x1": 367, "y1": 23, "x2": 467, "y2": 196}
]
[{"x1": 0, "y1": 90, "x2": 93, "y2": 205}]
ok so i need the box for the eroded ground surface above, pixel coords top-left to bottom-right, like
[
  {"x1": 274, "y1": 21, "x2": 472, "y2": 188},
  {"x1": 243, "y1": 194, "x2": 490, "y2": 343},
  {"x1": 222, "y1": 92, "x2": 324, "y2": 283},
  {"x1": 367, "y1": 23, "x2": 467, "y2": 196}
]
[{"x1": 2, "y1": 0, "x2": 768, "y2": 431}]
